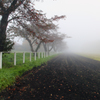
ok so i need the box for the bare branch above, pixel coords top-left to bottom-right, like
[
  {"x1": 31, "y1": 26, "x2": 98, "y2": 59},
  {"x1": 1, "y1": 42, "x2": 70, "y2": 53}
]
[
  {"x1": 7, "y1": 16, "x2": 22, "y2": 23},
  {"x1": 32, "y1": 38, "x2": 37, "y2": 45}
]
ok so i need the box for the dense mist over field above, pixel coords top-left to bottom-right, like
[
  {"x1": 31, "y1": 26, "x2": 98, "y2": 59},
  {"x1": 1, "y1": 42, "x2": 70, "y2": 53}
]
[
  {"x1": 14, "y1": 0, "x2": 100, "y2": 55},
  {"x1": 66, "y1": 39, "x2": 100, "y2": 54},
  {"x1": 34, "y1": 0, "x2": 100, "y2": 54}
]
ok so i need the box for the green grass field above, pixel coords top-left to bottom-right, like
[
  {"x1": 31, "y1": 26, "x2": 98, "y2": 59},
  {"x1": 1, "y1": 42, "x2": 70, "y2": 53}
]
[
  {"x1": 77, "y1": 53, "x2": 100, "y2": 61},
  {"x1": 0, "y1": 52, "x2": 57, "y2": 92}
]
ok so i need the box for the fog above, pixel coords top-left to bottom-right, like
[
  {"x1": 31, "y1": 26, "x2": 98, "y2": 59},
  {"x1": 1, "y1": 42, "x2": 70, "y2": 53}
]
[{"x1": 33, "y1": 0, "x2": 100, "y2": 54}]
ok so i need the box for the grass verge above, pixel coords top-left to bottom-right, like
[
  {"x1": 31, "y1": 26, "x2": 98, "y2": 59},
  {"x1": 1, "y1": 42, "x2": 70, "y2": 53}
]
[
  {"x1": 0, "y1": 53, "x2": 58, "y2": 92},
  {"x1": 77, "y1": 53, "x2": 100, "y2": 61}
]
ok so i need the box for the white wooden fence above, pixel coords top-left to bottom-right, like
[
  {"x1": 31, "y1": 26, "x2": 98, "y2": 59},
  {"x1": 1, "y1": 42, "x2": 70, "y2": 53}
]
[{"x1": 0, "y1": 51, "x2": 55, "y2": 69}]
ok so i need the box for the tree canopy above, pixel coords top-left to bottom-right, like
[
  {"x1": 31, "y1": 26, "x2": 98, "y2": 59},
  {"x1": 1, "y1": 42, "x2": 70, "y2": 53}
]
[{"x1": 0, "y1": 0, "x2": 66, "y2": 52}]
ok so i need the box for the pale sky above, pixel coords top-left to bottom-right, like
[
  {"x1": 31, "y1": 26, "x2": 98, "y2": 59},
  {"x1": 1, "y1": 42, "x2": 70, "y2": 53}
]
[{"x1": 34, "y1": 0, "x2": 100, "y2": 54}]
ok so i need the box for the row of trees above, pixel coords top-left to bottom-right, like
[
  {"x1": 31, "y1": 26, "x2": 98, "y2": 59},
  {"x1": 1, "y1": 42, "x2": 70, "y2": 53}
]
[
  {"x1": 0, "y1": 0, "x2": 68, "y2": 52},
  {"x1": 14, "y1": 33, "x2": 68, "y2": 52}
]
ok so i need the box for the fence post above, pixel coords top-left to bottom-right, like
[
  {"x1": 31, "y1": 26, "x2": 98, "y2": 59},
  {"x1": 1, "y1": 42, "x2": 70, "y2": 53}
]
[
  {"x1": 14, "y1": 52, "x2": 16, "y2": 65},
  {"x1": 45, "y1": 52, "x2": 46, "y2": 57},
  {"x1": 48, "y1": 51, "x2": 49, "y2": 56},
  {"x1": 42, "y1": 52, "x2": 43, "y2": 58},
  {"x1": 23, "y1": 52, "x2": 25, "y2": 63},
  {"x1": 0, "y1": 52, "x2": 2, "y2": 69},
  {"x1": 46, "y1": 52, "x2": 47, "y2": 57},
  {"x1": 43, "y1": 52, "x2": 44, "y2": 58},
  {"x1": 38, "y1": 52, "x2": 40, "y2": 59},
  {"x1": 40, "y1": 52, "x2": 41, "y2": 58},
  {"x1": 30, "y1": 52, "x2": 31, "y2": 62},
  {"x1": 34, "y1": 52, "x2": 36, "y2": 60}
]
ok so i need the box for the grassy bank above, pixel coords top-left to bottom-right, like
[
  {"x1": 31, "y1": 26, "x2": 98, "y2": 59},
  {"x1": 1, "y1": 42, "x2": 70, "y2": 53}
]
[
  {"x1": 77, "y1": 53, "x2": 100, "y2": 61},
  {"x1": 0, "y1": 52, "x2": 58, "y2": 92}
]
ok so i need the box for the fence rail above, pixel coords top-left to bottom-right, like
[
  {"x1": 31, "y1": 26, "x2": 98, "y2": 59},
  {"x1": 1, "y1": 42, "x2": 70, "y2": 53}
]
[{"x1": 0, "y1": 51, "x2": 55, "y2": 69}]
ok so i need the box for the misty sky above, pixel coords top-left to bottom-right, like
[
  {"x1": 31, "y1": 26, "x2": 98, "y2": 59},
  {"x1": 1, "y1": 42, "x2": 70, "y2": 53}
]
[{"x1": 33, "y1": 0, "x2": 100, "y2": 54}]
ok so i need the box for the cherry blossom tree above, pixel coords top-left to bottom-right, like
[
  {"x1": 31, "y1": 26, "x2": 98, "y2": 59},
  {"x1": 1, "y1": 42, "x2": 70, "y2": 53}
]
[
  {"x1": 42, "y1": 33, "x2": 68, "y2": 52},
  {"x1": 0, "y1": 0, "x2": 66, "y2": 53},
  {"x1": 0, "y1": 0, "x2": 66, "y2": 52}
]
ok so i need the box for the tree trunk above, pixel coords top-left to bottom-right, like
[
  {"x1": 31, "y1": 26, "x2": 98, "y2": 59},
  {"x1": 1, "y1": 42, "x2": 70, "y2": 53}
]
[
  {"x1": 35, "y1": 41, "x2": 42, "y2": 52},
  {"x1": 26, "y1": 38, "x2": 34, "y2": 53},
  {"x1": 43, "y1": 42, "x2": 47, "y2": 52},
  {"x1": 0, "y1": 13, "x2": 9, "y2": 51},
  {"x1": 48, "y1": 42, "x2": 54, "y2": 52},
  {"x1": 53, "y1": 46, "x2": 57, "y2": 52}
]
